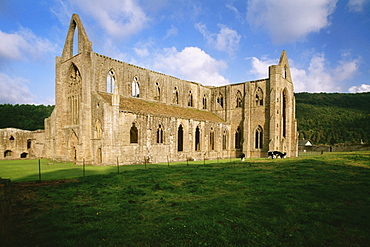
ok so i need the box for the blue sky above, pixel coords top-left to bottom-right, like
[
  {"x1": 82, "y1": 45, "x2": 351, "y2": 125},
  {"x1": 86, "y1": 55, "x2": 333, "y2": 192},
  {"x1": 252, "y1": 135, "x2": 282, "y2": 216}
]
[{"x1": 0, "y1": 0, "x2": 369, "y2": 105}]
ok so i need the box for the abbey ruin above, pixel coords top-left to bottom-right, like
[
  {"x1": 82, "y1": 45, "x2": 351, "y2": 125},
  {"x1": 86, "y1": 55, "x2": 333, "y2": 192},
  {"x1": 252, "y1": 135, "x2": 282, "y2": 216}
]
[{"x1": 1, "y1": 14, "x2": 298, "y2": 165}]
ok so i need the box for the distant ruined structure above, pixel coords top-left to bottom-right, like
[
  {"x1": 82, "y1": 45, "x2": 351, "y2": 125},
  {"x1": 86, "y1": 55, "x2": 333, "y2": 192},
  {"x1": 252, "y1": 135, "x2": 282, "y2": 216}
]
[{"x1": 1, "y1": 14, "x2": 298, "y2": 164}]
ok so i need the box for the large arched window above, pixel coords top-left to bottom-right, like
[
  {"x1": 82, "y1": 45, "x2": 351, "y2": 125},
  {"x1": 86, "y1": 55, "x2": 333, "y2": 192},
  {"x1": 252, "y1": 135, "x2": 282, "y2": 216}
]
[
  {"x1": 130, "y1": 123, "x2": 138, "y2": 143},
  {"x1": 255, "y1": 126, "x2": 263, "y2": 149},
  {"x1": 157, "y1": 124, "x2": 164, "y2": 143},
  {"x1": 210, "y1": 127, "x2": 215, "y2": 150},
  {"x1": 178, "y1": 124, "x2": 183, "y2": 151},
  {"x1": 235, "y1": 126, "x2": 241, "y2": 149},
  {"x1": 195, "y1": 126, "x2": 200, "y2": 151},
  {"x1": 132, "y1": 77, "x2": 140, "y2": 97},
  {"x1": 255, "y1": 87, "x2": 264, "y2": 106},
  {"x1": 236, "y1": 90, "x2": 243, "y2": 108},
  {"x1": 106, "y1": 70, "x2": 115, "y2": 93},
  {"x1": 68, "y1": 64, "x2": 82, "y2": 125}
]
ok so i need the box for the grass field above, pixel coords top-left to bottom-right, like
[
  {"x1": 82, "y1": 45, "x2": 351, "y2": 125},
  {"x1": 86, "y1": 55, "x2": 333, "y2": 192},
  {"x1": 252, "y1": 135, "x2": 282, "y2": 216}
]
[{"x1": 4, "y1": 151, "x2": 370, "y2": 246}]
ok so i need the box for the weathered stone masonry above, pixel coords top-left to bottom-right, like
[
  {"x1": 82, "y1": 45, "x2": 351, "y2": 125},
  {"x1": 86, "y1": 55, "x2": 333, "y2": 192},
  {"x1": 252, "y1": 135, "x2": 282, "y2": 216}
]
[{"x1": 1, "y1": 14, "x2": 298, "y2": 164}]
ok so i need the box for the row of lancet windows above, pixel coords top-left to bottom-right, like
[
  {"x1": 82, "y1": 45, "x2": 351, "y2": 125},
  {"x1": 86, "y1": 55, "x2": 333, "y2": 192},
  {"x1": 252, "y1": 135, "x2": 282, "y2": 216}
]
[
  {"x1": 128, "y1": 123, "x2": 263, "y2": 150},
  {"x1": 105, "y1": 71, "x2": 264, "y2": 108}
]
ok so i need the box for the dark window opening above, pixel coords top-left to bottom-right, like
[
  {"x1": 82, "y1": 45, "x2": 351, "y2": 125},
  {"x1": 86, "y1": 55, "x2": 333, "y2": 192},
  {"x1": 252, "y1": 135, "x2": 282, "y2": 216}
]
[
  {"x1": 157, "y1": 125, "x2": 163, "y2": 143},
  {"x1": 130, "y1": 123, "x2": 138, "y2": 143},
  {"x1": 222, "y1": 130, "x2": 227, "y2": 150},
  {"x1": 9, "y1": 136, "x2": 14, "y2": 140},
  {"x1": 4, "y1": 150, "x2": 12, "y2": 157},
  {"x1": 27, "y1": 139, "x2": 32, "y2": 149},
  {"x1": 210, "y1": 128, "x2": 215, "y2": 150},
  {"x1": 178, "y1": 125, "x2": 183, "y2": 151},
  {"x1": 195, "y1": 126, "x2": 200, "y2": 151},
  {"x1": 255, "y1": 127, "x2": 263, "y2": 149},
  {"x1": 20, "y1": 152, "x2": 28, "y2": 158}
]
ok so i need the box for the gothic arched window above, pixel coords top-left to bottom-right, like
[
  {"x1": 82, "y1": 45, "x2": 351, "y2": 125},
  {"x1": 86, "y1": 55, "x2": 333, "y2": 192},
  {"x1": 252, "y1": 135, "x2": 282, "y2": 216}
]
[
  {"x1": 132, "y1": 77, "x2": 140, "y2": 97},
  {"x1": 255, "y1": 87, "x2": 264, "y2": 106},
  {"x1": 255, "y1": 126, "x2": 263, "y2": 149},
  {"x1": 195, "y1": 126, "x2": 200, "y2": 151},
  {"x1": 106, "y1": 70, "x2": 115, "y2": 93},
  {"x1": 217, "y1": 93, "x2": 224, "y2": 107},
  {"x1": 178, "y1": 124, "x2": 183, "y2": 151}
]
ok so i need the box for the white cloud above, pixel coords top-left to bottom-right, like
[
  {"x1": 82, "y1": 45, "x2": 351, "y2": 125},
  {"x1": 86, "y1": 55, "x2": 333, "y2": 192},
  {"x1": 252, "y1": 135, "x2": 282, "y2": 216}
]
[
  {"x1": 249, "y1": 52, "x2": 360, "y2": 92},
  {"x1": 348, "y1": 0, "x2": 367, "y2": 12},
  {"x1": 247, "y1": 0, "x2": 337, "y2": 43},
  {"x1": 153, "y1": 46, "x2": 229, "y2": 86},
  {"x1": 0, "y1": 28, "x2": 58, "y2": 62},
  {"x1": 349, "y1": 84, "x2": 370, "y2": 93},
  {"x1": 0, "y1": 72, "x2": 33, "y2": 104},
  {"x1": 67, "y1": 0, "x2": 149, "y2": 39},
  {"x1": 248, "y1": 56, "x2": 278, "y2": 78},
  {"x1": 195, "y1": 23, "x2": 241, "y2": 55}
]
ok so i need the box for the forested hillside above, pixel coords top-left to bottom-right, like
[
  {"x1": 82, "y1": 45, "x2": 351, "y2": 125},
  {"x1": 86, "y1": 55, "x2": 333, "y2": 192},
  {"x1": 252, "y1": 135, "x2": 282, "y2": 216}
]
[
  {"x1": 0, "y1": 92, "x2": 369, "y2": 144},
  {"x1": 295, "y1": 92, "x2": 370, "y2": 145},
  {"x1": 0, "y1": 104, "x2": 54, "y2": 131}
]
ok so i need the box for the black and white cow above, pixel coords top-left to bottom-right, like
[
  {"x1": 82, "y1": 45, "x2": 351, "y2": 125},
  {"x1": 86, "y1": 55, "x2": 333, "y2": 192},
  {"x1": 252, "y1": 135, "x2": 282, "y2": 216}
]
[{"x1": 267, "y1": 151, "x2": 287, "y2": 159}]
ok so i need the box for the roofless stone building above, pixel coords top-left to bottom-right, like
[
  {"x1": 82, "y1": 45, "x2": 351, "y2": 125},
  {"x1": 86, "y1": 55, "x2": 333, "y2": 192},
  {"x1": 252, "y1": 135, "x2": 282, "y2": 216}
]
[{"x1": 1, "y1": 14, "x2": 298, "y2": 164}]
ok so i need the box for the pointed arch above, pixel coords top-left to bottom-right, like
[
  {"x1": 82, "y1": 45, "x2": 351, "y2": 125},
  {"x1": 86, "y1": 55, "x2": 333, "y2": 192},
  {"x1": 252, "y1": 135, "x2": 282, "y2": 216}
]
[
  {"x1": 178, "y1": 124, "x2": 183, "y2": 151},
  {"x1": 68, "y1": 63, "x2": 82, "y2": 125},
  {"x1": 255, "y1": 126, "x2": 263, "y2": 149},
  {"x1": 62, "y1": 14, "x2": 91, "y2": 59},
  {"x1": 155, "y1": 82, "x2": 161, "y2": 101},
  {"x1": 106, "y1": 69, "x2": 115, "y2": 93},
  {"x1": 255, "y1": 87, "x2": 264, "y2": 106},
  {"x1": 68, "y1": 131, "x2": 78, "y2": 161},
  {"x1": 195, "y1": 126, "x2": 201, "y2": 151},
  {"x1": 217, "y1": 93, "x2": 224, "y2": 107},
  {"x1": 132, "y1": 76, "x2": 140, "y2": 97}
]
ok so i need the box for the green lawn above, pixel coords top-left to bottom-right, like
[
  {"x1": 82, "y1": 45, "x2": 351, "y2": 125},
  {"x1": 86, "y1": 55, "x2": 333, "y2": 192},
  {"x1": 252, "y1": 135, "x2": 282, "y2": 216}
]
[{"x1": 6, "y1": 151, "x2": 370, "y2": 246}]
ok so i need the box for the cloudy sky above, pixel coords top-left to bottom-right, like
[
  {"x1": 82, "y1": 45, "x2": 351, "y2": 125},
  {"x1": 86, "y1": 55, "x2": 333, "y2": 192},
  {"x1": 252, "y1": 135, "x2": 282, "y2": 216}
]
[{"x1": 0, "y1": 0, "x2": 369, "y2": 105}]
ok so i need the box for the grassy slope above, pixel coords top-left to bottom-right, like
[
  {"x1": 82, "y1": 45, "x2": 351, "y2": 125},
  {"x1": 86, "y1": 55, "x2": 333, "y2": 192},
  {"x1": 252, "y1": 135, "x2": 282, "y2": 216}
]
[{"x1": 10, "y1": 152, "x2": 370, "y2": 246}]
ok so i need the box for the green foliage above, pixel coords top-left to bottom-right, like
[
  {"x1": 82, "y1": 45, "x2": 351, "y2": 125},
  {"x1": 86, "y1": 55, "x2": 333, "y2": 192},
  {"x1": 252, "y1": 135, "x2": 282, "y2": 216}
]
[
  {"x1": 295, "y1": 92, "x2": 370, "y2": 145},
  {"x1": 10, "y1": 152, "x2": 370, "y2": 246},
  {"x1": 0, "y1": 104, "x2": 54, "y2": 130}
]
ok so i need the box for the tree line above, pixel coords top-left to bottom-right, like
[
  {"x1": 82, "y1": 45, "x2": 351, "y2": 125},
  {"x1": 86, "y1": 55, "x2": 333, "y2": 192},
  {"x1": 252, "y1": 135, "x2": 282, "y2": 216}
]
[
  {"x1": 0, "y1": 92, "x2": 369, "y2": 145},
  {"x1": 0, "y1": 104, "x2": 54, "y2": 131},
  {"x1": 295, "y1": 92, "x2": 370, "y2": 145}
]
